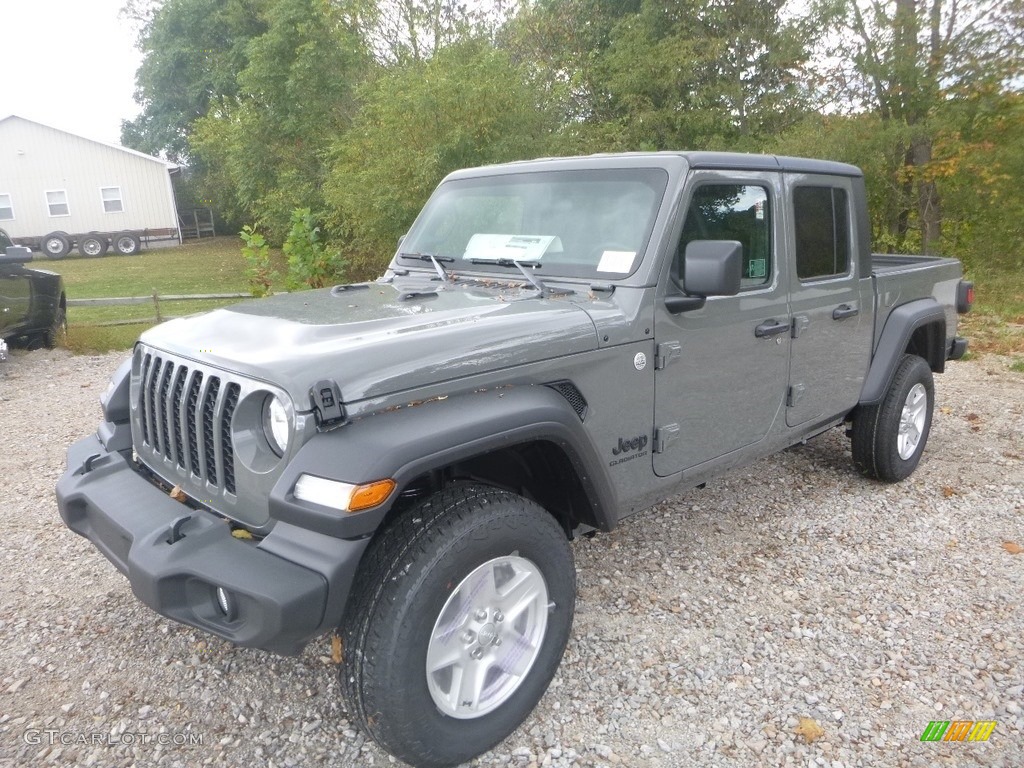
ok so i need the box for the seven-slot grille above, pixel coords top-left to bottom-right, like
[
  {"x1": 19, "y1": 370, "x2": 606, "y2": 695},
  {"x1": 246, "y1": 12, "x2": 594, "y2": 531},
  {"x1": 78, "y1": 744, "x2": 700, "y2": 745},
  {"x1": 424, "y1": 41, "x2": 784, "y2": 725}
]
[{"x1": 137, "y1": 352, "x2": 240, "y2": 494}]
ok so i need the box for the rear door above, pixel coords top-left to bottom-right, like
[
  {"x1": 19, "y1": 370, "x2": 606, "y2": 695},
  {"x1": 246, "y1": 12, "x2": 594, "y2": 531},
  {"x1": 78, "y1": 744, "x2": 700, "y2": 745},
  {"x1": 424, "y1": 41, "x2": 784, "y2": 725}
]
[
  {"x1": 652, "y1": 170, "x2": 791, "y2": 476},
  {"x1": 784, "y1": 176, "x2": 873, "y2": 427}
]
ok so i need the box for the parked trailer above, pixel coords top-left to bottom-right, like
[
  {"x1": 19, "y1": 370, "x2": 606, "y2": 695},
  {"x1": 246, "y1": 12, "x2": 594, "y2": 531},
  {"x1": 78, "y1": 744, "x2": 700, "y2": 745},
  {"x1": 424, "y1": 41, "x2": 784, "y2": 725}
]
[{"x1": 13, "y1": 229, "x2": 179, "y2": 259}]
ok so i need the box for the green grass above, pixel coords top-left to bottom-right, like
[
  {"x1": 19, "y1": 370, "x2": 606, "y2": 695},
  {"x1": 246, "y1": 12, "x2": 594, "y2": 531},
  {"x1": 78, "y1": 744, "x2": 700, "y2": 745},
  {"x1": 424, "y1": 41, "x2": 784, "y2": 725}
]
[
  {"x1": 35, "y1": 236, "x2": 288, "y2": 353},
  {"x1": 959, "y1": 265, "x2": 1024, "y2": 357},
  {"x1": 40, "y1": 236, "x2": 286, "y2": 298}
]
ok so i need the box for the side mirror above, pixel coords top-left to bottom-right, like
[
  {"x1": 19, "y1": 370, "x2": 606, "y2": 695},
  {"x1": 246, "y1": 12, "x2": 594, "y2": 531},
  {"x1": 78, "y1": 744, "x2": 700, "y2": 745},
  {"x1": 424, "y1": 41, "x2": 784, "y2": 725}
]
[
  {"x1": 1, "y1": 245, "x2": 32, "y2": 265},
  {"x1": 665, "y1": 240, "x2": 743, "y2": 314},
  {"x1": 397, "y1": 234, "x2": 406, "y2": 248}
]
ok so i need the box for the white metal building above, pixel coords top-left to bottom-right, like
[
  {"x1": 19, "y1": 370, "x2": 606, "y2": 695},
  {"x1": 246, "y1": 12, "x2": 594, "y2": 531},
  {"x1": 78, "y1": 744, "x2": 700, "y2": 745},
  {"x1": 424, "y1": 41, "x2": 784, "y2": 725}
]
[{"x1": 0, "y1": 115, "x2": 180, "y2": 254}]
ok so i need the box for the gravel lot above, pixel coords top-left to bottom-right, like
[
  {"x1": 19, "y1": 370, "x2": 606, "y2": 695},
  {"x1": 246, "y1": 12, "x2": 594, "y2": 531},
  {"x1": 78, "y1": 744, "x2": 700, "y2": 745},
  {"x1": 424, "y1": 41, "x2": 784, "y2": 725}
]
[{"x1": 1, "y1": 349, "x2": 1021, "y2": 767}]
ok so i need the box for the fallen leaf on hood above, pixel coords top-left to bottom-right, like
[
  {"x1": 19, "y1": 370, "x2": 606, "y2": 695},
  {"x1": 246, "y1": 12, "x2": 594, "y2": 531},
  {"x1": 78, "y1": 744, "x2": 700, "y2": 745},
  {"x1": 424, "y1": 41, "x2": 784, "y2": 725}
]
[
  {"x1": 169, "y1": 485, "x2": 187, "y2": 502},
  {"x1": 1002, "y1": 541, "x2": 1023, "y2": 555},
  {"x1": 941, "y1": 486, "x2": 957, "y2": 498}
]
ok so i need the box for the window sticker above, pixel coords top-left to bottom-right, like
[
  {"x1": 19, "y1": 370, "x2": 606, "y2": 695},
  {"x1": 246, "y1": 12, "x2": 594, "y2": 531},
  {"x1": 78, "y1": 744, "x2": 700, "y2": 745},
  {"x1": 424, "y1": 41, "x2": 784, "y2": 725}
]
[
  {"x1": 464, "y1": 234, "x2": 561, "y2": 261},
  {"x1": 748, "y1": 259, "x2": 766, "y2": 279},
  {"x1": 597, "y1": 250, "x2": 635, "y2": 273}
]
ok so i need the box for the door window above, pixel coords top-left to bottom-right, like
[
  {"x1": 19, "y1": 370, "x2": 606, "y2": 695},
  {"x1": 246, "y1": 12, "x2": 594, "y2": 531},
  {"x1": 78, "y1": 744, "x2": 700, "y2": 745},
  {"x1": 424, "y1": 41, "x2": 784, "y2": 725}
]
[
  {"x1": 677, "y1": 184, "x2": 771, "y2": 288},
  {"x1": 793, "y1": 186, "x2": 849, "y2": 280}
]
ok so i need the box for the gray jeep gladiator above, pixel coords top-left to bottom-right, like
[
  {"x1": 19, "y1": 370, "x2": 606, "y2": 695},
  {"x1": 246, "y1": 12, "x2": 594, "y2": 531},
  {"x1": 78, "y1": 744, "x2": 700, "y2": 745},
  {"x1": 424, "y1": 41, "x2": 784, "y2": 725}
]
[{"x1": 56, "y1": 152, "x2": 972, "y2": 767}]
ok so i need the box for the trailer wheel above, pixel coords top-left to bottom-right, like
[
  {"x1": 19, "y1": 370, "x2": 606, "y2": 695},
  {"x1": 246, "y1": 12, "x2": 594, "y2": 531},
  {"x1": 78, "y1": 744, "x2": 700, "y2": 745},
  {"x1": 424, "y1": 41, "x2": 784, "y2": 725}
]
[
  {"x1": 113, "y1": 231, "x2": 142, "y2": 255},
  {"x1": 79, "y1": 232, "x2": 108, "y2": 257},
  {"x1": 42, "y1": 232, "x2": 71, "y2": 259}
]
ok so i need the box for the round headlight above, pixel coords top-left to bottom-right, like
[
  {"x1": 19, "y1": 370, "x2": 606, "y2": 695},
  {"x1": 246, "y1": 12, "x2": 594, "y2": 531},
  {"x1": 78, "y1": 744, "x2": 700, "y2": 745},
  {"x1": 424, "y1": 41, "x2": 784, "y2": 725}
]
[{"x1": 262, "y1": 395, "x2": 290, "y2": 457}]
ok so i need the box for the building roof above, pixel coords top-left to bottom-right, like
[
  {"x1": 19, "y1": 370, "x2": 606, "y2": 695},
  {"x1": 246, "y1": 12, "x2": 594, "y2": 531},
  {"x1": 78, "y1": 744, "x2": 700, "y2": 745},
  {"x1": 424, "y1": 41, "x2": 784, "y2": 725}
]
[{"x1": 0, "y1": 115, "x2": 178, "y2": 170}]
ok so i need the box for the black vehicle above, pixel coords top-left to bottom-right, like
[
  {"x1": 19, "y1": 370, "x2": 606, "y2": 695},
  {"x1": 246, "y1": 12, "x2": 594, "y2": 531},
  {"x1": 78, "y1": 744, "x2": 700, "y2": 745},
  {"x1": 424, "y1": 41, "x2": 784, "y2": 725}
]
[{"x1": 0, "y1": 228, "x2": 67, "y2": 359}]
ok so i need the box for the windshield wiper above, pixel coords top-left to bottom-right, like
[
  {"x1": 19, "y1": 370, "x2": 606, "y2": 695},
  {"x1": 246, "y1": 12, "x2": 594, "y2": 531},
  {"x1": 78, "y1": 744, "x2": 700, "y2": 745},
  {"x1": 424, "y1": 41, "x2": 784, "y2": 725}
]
[
  {"x1": 467, "y1": 257, "x2": 568, "y2": 297},
  {"x1": 398, "y1": 252, "x2": 453, "y2": 282}
]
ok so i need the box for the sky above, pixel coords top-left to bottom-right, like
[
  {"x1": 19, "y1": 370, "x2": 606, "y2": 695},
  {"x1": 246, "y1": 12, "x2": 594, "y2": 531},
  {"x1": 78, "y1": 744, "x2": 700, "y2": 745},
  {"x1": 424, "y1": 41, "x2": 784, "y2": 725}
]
[{"x1": 1, "y1": 0, "x2": 143, "y2": 146}]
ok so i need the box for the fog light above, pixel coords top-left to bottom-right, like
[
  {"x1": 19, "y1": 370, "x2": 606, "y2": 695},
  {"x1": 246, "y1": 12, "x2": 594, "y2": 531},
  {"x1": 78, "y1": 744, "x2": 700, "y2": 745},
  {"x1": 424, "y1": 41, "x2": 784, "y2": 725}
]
[{"x1": 215, "y1": 587, "x2": 234, "y2": 617}]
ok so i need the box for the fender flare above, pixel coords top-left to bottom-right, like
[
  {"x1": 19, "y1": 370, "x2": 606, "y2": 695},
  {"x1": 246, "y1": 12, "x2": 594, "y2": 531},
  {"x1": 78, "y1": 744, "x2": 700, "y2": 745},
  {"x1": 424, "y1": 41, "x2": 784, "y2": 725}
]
[
  {"x1": 859, "y1": 298, "x2": 946, "y2": 406},
  {"x1": 268, "y1": 384, "x2": 617, "y2": 539}
]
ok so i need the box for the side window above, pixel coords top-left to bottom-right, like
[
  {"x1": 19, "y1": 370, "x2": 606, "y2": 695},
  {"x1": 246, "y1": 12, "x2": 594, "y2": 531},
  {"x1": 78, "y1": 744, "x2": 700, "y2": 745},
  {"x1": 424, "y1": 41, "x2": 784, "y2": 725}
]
[
  {"x1": 46, "y1": 190, "x2": 70, "y2": 217},
  {"x1": 0, "y1": 193, "x2": 13, "y2": 221},
  {"x1": 793, "y1": 186, "x2": 849, "y2": 280},
  {"x1": 101, "y1": 186, "x2": 124, "y2": 213},
  {"x1": 0, "y1": 230, "x2": 12, "y2": 249},
  {"x1": 678, "y1": 184, "x2": 771, "y2": 288}
]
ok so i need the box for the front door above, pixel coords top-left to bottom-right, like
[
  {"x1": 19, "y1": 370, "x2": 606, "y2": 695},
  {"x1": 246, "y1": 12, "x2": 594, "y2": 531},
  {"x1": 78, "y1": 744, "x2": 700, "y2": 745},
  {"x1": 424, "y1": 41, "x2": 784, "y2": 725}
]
[{"x1": 653, "y1": 171, "x2": 791, "y2": 477}]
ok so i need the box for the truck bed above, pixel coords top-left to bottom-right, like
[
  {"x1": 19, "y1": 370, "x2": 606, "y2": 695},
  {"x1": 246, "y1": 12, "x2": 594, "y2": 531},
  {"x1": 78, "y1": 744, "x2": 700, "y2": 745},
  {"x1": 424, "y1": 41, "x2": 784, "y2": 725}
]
[{"x1": 870, "y1": 253, "x2": 964, "y2": 350}]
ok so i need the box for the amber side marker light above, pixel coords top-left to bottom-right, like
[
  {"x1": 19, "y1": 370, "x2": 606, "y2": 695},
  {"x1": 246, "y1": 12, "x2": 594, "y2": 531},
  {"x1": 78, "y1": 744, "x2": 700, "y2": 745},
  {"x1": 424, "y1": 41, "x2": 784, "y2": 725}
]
[
  {"x1": 293, "y1": 474, "x2": 396, "y2": 512},
  {"x1": 349, "y1": 479, "x2": 397, "y2": 512}
]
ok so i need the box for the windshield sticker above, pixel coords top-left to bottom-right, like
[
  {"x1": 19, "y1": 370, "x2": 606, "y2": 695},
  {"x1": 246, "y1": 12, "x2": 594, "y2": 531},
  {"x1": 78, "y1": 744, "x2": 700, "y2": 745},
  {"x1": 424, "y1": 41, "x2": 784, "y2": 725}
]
[
  {"x1": 597, "y1": 250, "x2": 636, "y2": 273},
  {"x1": 463, "y1": 234, "x2": 562, "y2": 261}
]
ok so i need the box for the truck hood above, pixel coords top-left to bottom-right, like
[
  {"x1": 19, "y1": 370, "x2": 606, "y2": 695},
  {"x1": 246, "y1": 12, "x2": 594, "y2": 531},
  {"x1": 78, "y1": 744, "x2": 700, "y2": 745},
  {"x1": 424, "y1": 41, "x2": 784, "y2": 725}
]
[{"x1": 139, "y1": 281, "x2": 598, "y2": 406}]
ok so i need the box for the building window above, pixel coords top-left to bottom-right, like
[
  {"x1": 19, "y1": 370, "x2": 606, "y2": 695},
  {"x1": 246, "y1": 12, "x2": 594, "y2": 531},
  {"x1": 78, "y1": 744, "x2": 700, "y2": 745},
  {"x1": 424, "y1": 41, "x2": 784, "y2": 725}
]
[
  {"x1": 101, "y1": 186, "x2": 124, "y2": 213},
  {"x1": 0, "y1": 193, "x2": 13, "y2": 221},
  {"x1": 46, "y1": 190, "x2": 70, "y2": 217}
]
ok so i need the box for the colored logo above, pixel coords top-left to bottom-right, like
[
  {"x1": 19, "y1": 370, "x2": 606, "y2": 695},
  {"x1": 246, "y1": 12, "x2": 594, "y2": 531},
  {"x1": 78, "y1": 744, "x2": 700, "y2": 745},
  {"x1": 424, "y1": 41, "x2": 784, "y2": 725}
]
[{"x1": 919, "y1": 720, "x2": 996, "y2": 742}]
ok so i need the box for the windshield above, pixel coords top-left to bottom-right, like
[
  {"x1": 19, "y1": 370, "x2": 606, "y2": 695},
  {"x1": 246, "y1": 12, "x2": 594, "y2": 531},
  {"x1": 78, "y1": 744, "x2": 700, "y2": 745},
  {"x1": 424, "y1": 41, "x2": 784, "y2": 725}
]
[{"x1": 400, "y1": 168, "x2": 669, "y2": 279}]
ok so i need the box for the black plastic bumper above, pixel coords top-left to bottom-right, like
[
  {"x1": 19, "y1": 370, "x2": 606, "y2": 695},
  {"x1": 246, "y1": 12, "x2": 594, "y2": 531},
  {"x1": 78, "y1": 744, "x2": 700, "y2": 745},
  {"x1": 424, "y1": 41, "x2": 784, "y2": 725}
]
[{"x1": 55, "y1": 434, "x2": 368, "y2": 655}]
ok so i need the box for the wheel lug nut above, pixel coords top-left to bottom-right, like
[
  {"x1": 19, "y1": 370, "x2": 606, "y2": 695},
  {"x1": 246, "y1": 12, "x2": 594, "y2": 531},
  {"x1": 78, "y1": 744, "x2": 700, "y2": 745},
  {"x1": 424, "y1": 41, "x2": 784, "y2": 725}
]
[
  {"x1": 494, "y1": 611, "x2": 503, "y2": 623},
  {"x1": 493, "y1": 637, "x2": 502, "y2": 647},
  {"x1": 462, "y1": 630, "x2": 476, "y2": 644},
  {"x1": 471, "y1": 648, "x2": 484, "y2": 660},
  {"x1": 474, "y1": 609, "x2": 488, "y2": 621}
]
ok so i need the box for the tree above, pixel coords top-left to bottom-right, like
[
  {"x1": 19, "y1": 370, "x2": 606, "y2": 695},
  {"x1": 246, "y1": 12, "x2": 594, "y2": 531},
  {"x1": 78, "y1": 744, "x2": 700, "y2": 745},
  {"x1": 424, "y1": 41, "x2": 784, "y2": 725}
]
[
  {"x1": 121, "y1": 0, "x2": 270, "y2": 161},
  {"x1": 325, "y1": 40, "x2": 559, "y2": 277},
  {"x1": 190, "y1": 0, "x2": 371, "y2": 240},
  {"x1": 505, "y1": 0, "x2": 812, "y2": 153},
  {"x1": 816, "y1": 0, "x2": 1024, "y2": 253}
]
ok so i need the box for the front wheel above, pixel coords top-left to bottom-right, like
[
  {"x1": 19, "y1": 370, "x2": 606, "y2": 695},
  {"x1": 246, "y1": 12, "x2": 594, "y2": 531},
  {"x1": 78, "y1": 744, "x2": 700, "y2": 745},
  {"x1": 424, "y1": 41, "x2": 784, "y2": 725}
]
[
  {"x1": 340, "y1": 484, "x2": 575, "y2": 768},
  {"x1": 852, "y1": 353, "x2": 934, "y2": 482}
]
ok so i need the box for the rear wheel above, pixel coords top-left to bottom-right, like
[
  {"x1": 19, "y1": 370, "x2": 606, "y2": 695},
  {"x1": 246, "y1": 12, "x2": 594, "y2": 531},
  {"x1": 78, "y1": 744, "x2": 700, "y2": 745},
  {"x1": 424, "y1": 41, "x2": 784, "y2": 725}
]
[
  {"x1": 340, "y1": 483, "x2": 575, "y2": 768},
  {"x1": 78, "y1": 232, "x2": 108, "y2": 257},
  {"x1": 852, "y1": 354, "x2": 934, "y2": 482},
  {"x1": 43, "y1": 300, "x2": 67, "y2": 349},
  {"x1": 113, "y1": 231, "x2": 141, "y2": 255},
  {"x1": 41, "y1": 232, "x2": 71, "y2": 259}
]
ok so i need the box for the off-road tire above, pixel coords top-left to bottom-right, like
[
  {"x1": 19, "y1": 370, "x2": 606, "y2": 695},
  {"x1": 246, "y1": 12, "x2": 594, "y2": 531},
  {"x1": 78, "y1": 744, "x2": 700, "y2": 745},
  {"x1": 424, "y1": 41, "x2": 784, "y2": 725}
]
[
  {"x1": 852, "y1": 353, "x2": 934, "y2": 482},
  {"x1": 340, "y1": 483, "x2": 575, "y2": 768}
]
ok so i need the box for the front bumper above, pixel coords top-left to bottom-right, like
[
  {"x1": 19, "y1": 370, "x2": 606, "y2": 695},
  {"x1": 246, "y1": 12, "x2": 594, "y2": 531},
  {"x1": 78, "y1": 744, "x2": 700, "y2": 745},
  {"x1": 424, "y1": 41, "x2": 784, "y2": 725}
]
[{"x1": 55, "y1": 434, "x2": 369, "y2": 655}]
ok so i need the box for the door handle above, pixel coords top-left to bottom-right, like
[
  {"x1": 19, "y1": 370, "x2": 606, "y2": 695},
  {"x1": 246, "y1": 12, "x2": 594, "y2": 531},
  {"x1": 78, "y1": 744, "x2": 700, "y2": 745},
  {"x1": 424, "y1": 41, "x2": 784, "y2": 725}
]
[
  {"x1": 755, "y1": 319, "x2": 790, "y2": 338},
  {"x1": 832, "y1": 304, "x2": 859, "y2": 320}
]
